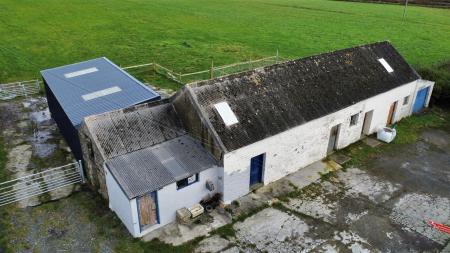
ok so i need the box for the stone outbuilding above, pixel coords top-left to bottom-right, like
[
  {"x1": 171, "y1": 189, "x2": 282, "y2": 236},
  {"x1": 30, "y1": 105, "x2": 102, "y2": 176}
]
[{"x1": 79, "y1": 41, "x2": 434, "y2": 237}]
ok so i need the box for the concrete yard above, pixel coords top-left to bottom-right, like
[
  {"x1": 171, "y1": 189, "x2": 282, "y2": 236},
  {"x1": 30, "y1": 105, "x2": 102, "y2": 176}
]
[{"x1": 195, "y1": 126, "x2": 450, "y2": 252}]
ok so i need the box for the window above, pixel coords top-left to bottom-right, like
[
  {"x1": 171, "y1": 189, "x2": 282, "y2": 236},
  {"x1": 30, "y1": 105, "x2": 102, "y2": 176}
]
[
  {"x1": 350, "y1": 113, "x2": 359, "y2": 126},
  {"x1": 378, "y1": 58, "x2": 394, "y2": 73},
  {"x1": 403, "y1": 96, "x2": 410, "y2": 105},
  {"x1": 64, "y1": 67, "x2": 98, "y2": 78},
  {"x1": 82, "y1": 86, "x2": 122, "y2": 101},
  {"x1": 214, "y1": 102, "x2": 238, "y2": 126},
  {"x1": 176, "y1": 174, "x2": 199, "y2": 190}
]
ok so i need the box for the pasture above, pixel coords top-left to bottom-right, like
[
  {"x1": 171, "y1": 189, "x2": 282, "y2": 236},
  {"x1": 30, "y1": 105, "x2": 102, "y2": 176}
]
[{"x1": 0, "y1": 0, "x2": 449, "y2": 89}]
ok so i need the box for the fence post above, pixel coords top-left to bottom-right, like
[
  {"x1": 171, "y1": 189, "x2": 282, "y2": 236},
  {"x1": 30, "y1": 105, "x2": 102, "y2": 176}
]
[
  {"x1": 210, "y1": 60, "x2": 214, "y2": 79},
  {"x1": 35, "y1": 80, "x2": 40, "y2": 94},
  {"x1": 78, "y1": 160, "x2": 86, "y2": 183},
  {"x1": 276, "y1": 49, "x2": 279, "y2": 64},
  {"x1": 21, "y1": 82, "x2": 27, "y2": 98}
]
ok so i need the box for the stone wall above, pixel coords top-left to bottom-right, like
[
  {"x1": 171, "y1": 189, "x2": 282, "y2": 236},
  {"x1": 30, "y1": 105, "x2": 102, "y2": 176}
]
[{"x1": 78, "y1": 123, "x2": 109, "y2": 199}]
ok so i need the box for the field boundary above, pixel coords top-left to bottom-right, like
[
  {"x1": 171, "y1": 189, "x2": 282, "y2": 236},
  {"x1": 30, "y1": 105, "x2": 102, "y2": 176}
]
[
  {"x1": 123, "y1": 54, "x2": 286, "y2": 84},
  {"x1": 0, "y1": 55, "x2": 287, "y2": 100}
]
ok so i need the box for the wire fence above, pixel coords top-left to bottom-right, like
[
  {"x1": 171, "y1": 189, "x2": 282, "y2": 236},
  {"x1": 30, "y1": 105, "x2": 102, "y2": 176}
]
[
  {"x1": 0, "y1": 54, "x2": 286, "y2": 101},
  {"x1": 0, "y1": 161, "x2": 85, "y2": 207},
  {"x1": 0, "y1": 79, "x2": 41, "y2": 100},
  {"x1": 123, "y1": 55, "x2": 286, "y2": 85}
]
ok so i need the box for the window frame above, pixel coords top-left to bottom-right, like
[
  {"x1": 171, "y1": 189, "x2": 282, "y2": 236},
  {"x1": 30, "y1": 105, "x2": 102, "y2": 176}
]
[
  {"x1": 403, "y1": 96, "x2": 410, "y2": 105},
  {"x1": 350, "y1": 113, "x2": 359, "y2": 126},
  {"x1": 176, "y1": 174, "x2": 199, "y2": 190}
]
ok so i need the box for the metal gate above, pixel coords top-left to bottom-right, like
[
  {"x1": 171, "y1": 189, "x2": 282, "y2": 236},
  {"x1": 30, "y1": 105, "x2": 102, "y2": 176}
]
[
  {"x1": 0, "y1": 161, "x2": 85, "y2": 206},
  {"x1": 0, "y1": 79, "x2": 41, "y2": 100}
]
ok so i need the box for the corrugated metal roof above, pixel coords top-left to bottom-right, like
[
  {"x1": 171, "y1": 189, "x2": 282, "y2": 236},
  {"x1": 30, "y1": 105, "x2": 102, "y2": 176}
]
[
  {"x1": 84, "y1": 101, "x2": 185, "y2": 159},
  {"x1": 41, "y1": 57, "x2": 160, "y2": 127},
  {"x1": 106, "y1": 135, "x2": 219, "y2": 199}
]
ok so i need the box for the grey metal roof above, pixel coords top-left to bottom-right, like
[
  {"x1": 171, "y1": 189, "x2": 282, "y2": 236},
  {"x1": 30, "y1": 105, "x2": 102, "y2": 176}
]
[
  {"x1": 41, "y1": 57, "x2": 160, "y2": 127},
  {"x1": 84, "y1": 100, "x2": 185, "y2": 159},
  {"x1": 106, "y1": 135, "x2": 219, "y2": 199},
  {"x1": 189, "y1": 41, "x2": 420, "y2": 151}
]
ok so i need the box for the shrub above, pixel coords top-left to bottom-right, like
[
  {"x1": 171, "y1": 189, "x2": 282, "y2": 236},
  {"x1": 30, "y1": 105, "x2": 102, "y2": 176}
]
[{"x1": 417, "y1": 61, "x2": 450, "y2": 108}]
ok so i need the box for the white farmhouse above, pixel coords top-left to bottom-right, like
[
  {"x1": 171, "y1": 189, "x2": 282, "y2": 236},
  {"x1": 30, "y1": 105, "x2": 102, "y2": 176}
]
[{"x1": 79, "y1": 41, "x2": 434, "y2": 237}]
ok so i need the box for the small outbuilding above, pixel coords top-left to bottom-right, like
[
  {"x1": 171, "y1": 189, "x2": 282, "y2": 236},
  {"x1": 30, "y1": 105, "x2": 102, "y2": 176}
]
[{"x1": 41, "y1": 57, "x2": 160, "y2": 160}]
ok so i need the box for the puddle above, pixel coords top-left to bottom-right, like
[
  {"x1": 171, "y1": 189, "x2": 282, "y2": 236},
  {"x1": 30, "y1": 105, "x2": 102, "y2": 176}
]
[
  {"x1": 33, "y1": 143, "x2": 57, "y2": 158},
  {"x1": 31, "y1": 109, "x2": 51, "y2": 124}
]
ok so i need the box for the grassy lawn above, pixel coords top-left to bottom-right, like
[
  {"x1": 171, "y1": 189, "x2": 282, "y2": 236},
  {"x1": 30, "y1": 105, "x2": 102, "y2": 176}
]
[{"x1": 0, "y1": 0, "x2": 449, "y2": 90}]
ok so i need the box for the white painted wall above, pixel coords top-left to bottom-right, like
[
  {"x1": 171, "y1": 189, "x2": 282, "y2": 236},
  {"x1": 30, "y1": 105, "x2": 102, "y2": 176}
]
[
  {"x1": 137, "y1": 166, "x2": 222, "y2": 237},
  {"x1": 222, "y1": 80, "x2": 434, "y2": 203},
  {"x1": 104, "y1": 165, "x2": 140, "y2": 236}
]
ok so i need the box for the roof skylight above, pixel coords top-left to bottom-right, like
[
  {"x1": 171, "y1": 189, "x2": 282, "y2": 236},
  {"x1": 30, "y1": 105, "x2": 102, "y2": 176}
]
[
  {"x1": 64, "y1": 67, "x2": 98, "y2": 78},
  {"x1": 82, "y1": 86, "x2": 122, "y2": 101},
  {"x1": 378, "y1": 58, "x2": 394, "y2": 73},
  {"x1": 214, "y1": 102, "x2": 238, "y2": 126}
]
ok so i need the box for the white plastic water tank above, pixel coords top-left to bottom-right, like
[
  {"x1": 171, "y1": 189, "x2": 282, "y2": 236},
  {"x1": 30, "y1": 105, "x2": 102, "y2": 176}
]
[{"x1": 377, "y1": 127, "x2": 397, "y2": 143}]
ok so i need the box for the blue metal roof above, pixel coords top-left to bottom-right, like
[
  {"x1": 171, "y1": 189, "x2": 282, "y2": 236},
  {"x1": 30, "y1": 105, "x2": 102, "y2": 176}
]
[{"x1": 41, "y1": 57, "x2": 160, "y2": 127}]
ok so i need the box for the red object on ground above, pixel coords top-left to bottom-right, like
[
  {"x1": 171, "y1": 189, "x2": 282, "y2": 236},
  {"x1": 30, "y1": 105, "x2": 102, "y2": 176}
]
[{"x1": 428, "y1": 220, "x2": 450, "y2": 234}]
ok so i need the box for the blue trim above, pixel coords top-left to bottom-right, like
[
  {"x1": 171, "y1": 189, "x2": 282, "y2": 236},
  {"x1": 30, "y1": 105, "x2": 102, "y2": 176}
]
[
  {"x1": 154, "y1": 191, "x2": 160, "y2": 225},
  {"x1": 137, "y1": 191, "x2": 159, "y2": 233},
  {"x1": 250, "y1": 153, "x2": 265, "y2": 186},
  {"x1": 413, "y1": 87, "x2": 429, "y2": 113}
]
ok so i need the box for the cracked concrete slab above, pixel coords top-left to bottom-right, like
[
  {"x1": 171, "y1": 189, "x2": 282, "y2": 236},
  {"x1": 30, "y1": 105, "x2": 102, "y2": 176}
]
[
  {"x1": 390, "y1": 193, "x2": 450, "y2": 245},
  {"x1": 195, "y1": 235, "x2": 231, "y2": 253},
  {"x1": 337, "y1": 168, "x2": 399, "y2": 203},
  {"x1": 234, "y1": 208, "x2": 324, "y2": 253},
  {"x1": 143, "y1": 210, "x2": 232, "y2": 246},
  {"x1": 285, "y1": 160, "x2": 327, "y2": 189}
]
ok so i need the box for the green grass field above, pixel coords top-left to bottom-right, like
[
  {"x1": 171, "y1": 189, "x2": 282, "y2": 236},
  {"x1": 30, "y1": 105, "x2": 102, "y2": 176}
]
[{"x1": 0, "y1": 0, "x2": 449, "y2": 88}]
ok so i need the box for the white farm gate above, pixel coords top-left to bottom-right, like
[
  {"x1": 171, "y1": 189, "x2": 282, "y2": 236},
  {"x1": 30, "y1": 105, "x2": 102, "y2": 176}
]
[
  {"x1": 0, "y1": 79, "x2": 41, "y2": 100},
  {"x1": 0, "y1": 161, "x2": 85, "y2": 206}
]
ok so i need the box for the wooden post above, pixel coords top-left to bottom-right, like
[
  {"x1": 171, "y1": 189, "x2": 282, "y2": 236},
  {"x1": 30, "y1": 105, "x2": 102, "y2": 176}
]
[
  {"x1": 210, "y1": 60, "x2": 214, "y2": 79},
  {"x1": 276, "y1": 49, "x2": 279, "y2": 64},
  {"x1": 402, "y1": 0, "x2": 408, "y2": 20}
]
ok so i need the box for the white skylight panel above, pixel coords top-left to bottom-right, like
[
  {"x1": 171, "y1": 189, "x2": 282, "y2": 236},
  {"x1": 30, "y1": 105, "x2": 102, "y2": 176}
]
[
  {"x1": 64, "y1": 67, "x2": 98, "y2": 78},
  {"x1": 82, "y1": 86, "x2": 122, "y2": 101},
  {"x1": 378, "y1": 58, "x2": 394, "y2": 73},
  {"x1": 214, "y1": 102, "x2": 238, "y2": 126}
]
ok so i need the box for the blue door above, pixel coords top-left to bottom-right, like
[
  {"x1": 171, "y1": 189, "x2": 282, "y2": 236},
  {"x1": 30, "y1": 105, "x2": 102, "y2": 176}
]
[
  {"x1": 413, "y1": 87, "x2": 429, "y2": 113},
  {"x1": 250, "y1": 154, "x2": 265, "y2": 186}
]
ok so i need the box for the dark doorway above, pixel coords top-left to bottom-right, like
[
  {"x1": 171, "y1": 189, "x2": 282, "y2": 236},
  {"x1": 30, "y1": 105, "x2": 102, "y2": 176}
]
[
  {"x1": 361, "y1": 110, "x2": 374, "y2": 137},
  {"x1": 250, "y1": 153, "x2": 265, "y2": 187},
  {"x1": 327, "y1": 124, "x2": 341, "y2": 154}
]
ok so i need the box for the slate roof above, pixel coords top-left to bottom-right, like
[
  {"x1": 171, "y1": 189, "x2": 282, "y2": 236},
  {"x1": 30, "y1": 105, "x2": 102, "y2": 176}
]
[
  {"x1": 189, "y1": 41, "x2": 420, "y2": 151},
  {"x1": 106, "y1": 135, "x2": 218, "y2": 199},
  {"x1": 41, "y1": 57, "x2": 160, "y2": 127},
  {"x1": 84, "y1": 100, "x2": 185, "y2": 159}
]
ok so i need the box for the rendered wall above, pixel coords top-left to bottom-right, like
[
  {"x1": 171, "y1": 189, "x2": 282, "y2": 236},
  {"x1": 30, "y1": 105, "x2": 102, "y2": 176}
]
[
  {"x1": 104, "y1": 165, "x2": 140, "y2": 236},
  {"x1": 138, "y1": 166, "x2": 221, "y2": 237},
  {"x1": 222, "y1": 80, "x2": 434, "y2": 203}
]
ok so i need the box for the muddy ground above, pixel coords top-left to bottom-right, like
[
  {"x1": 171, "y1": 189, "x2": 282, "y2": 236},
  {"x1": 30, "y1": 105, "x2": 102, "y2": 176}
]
[{"x1": 0, "y1": 97, "x2": 449, "y2": 253}]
